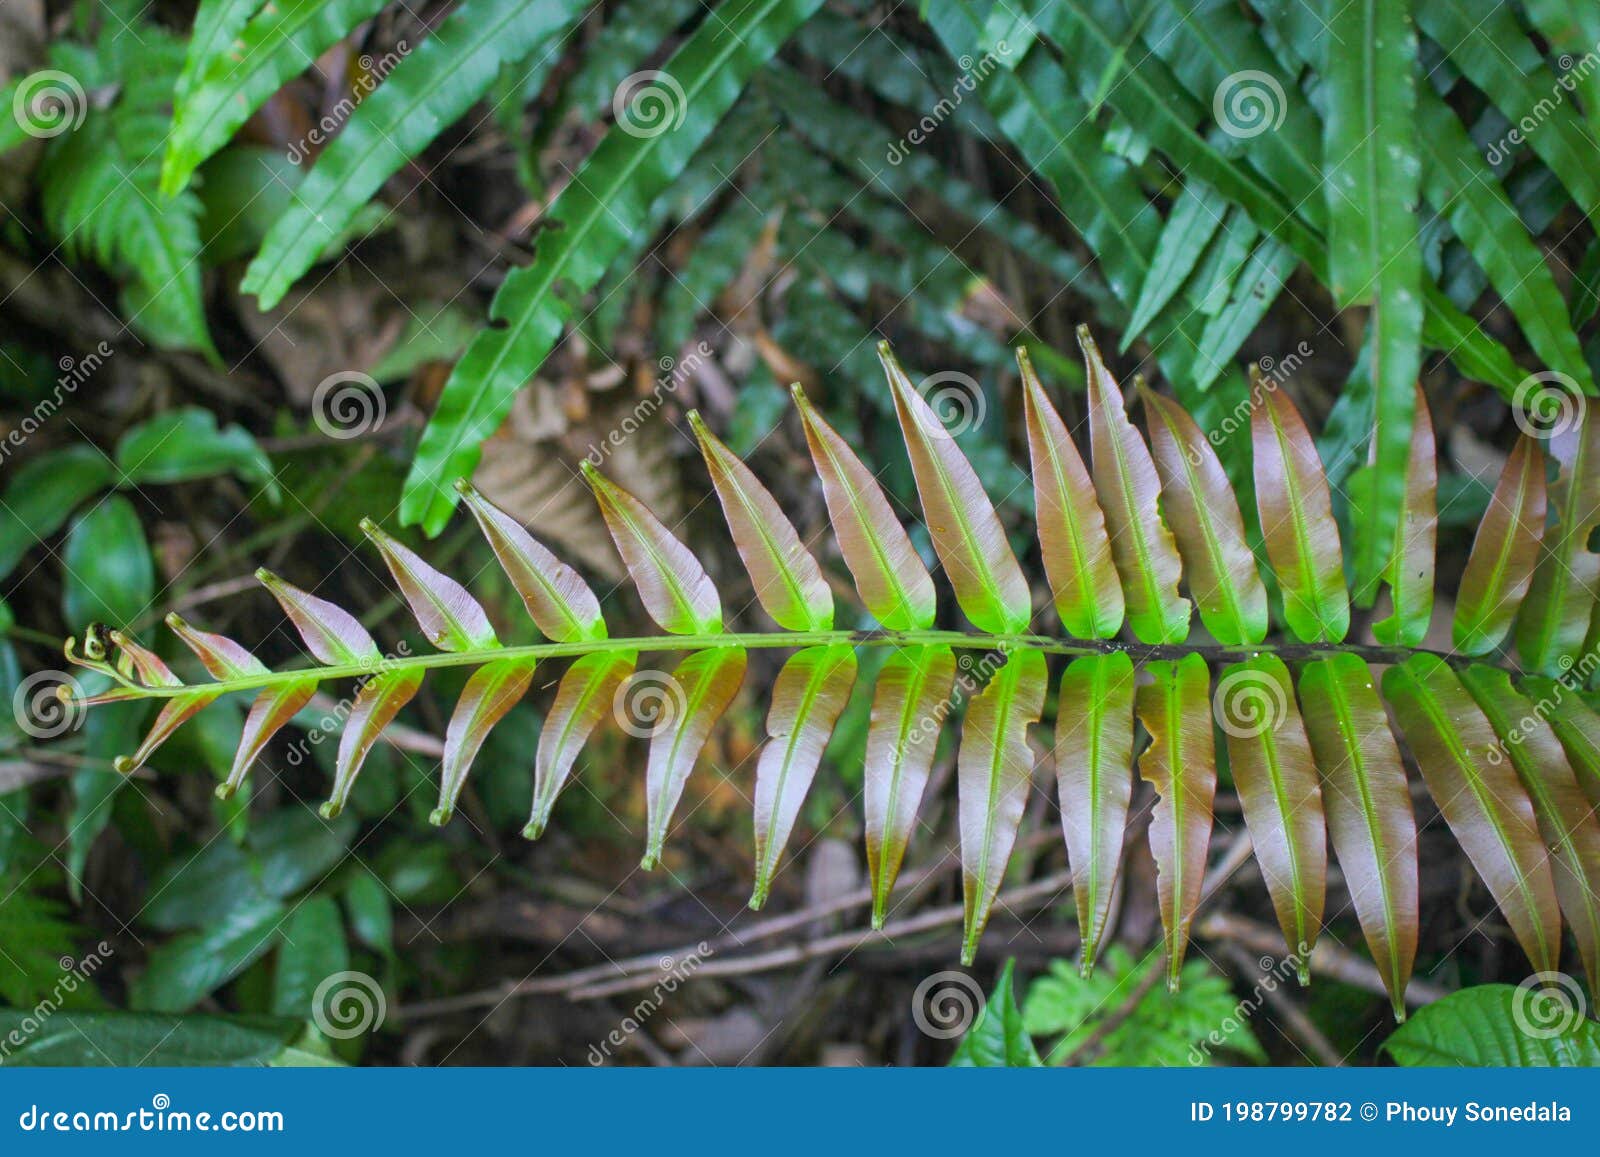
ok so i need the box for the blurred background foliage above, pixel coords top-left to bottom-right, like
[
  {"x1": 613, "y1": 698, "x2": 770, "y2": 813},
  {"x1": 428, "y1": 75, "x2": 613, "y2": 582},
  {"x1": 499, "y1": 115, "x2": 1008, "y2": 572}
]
[{"x1": 1, "y1": 0, "x2": 1597, "y2": 1064}]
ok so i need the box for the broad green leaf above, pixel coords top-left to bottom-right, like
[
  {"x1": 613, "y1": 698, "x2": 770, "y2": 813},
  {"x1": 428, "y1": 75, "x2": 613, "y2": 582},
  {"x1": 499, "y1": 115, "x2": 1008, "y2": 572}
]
[
  {"x1": 434, "y1": 658, "x2": 537, "y2": 826},
  {"x1": 161, "y1": 0, "x2": 390, "y2": 194},
  {"x1": 222, "y1": 679, "x2": 318, "y2": 799},
  {"x1": 1383, "y1": 984, "x2": 1600, "y2": 1066},
  {"x1": 1020, "y1": 348, "x2": 1123, "y2": 639},
  {"x1": 343, "y1": 872, "x2": 394, "y2": 955},
  {"x1": 1416, "y1": 0, "x2": 1600, "y2": 236},
  {"x1": 257, "y1": 569, "x2": 381, "y2": 666},
  {"x1": 324, "y1": 669, "x2": 425, "y2": 819},
  {"x1": 399, "y1": 0, "x2": 828, "y2": 532},
  {"x1": 1299, "y1": 655, "x2": 1418, "y2": 1020},
  {"x1": 242, "y1": 0, "x2": 590, "y2": 306},
  {"x1": 0, "y1": 1011, "x2": 304, "y2": 1067},
  {"x1": 863, "y1": 645, "x2": 956, "y2": 928},
  {"x1": 115, "y1": 408, "x2": 278, "y2": 500},
  {"x1": 1251, "y1": 372, "x2": 1349, "y2": 642},
  {"x1": 527, "y1": 651, "x2": 637, "y2": 839},
  {"x1": 61, "y1": 496, "x2": 152, "y2": 630},
  {"x1": 1454, "y1": 437, "x2": 1546, "y2": 655},
  {"x1": 641, "y1": 647, "x2": 746, "y2": 869},
  {"x1": 793, "y1": 385, "x2": 935, "y2": 630},
  {"x1": 1369, "y1": 384, "x2": 1436, "y2": 647},
  {"x1": 691, "y1": 412, "x2": 833, "y2": 632},
  {"x1": 0, "y1": 447, "x2": 116, "y2": 579},
  {"x1": 1081, "y1": 329, "x2": 1189, "y2": 644},
  {"x1": 360, "y1": 519, "x2": 499, "y2": 652},
  {"x1": 1122, "y1": 180, "x2": 1227, "y2": 347},
  {"x1": 1136, "y1": 653, "x2": 1215, "y2": 992},
  {"x1": 882, "y1": 345, "x2": 1031, "y2": 635},
  {"x1": 1054, "y1": 653, "x2": 1134, "y2": 974},
  {"x1": 176, "y1": 0, "x2": 269, "y2": 105},
  {"x1": 948, "y1": 960, "x2": 1043, "y2": 1067},
  {"x1": 458, "y1": 480, "x2": 606, "y2": 643},
  {"x1": 1461, "y1": 667, "x2": 1600, "y2": 992},
  {"x1": 130, "y1": 895, "x2": 287, "y2": 1012},
  {"x1": 750, "y1": 645, "x2": 857, "y2": 907},
  {"x1": 1382, "y1": 655, "x2": 1561, "y2": 973},
  {"x1": 1323, "y1": 0, "x2": 1423, "y2": 598},
  {"x1": 271, "y1": 895, "x2": 348, "y2": 1018},
  {"x1": 1140, "y1": 384, "x2": 1268, "y2": 644},
  {"x1": 1517, "y1": 415, "x2": 1600, "y2": 674},
  {"x1": 583, "y1": 463, "x2": 721, "y2": 636},
  {"x1": 958, "y1": 649, "x2": 1046, "y2": 966},
  {"x1": 1218, "y1": 655, "x2": 1325, "y2": 973},
  {"x1": 1416, "y1": 88, "x2": 1595, "y2": 395}
]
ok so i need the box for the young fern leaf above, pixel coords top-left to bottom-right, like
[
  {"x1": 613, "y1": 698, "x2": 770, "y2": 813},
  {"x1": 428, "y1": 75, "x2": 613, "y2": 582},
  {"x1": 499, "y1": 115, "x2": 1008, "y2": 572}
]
[
  {"x1": 1136, "y1": 654, "x2": 1216, "y2": 993},
  {"x1": 957, "y1": 648, "x2": 1046, "y2": 966},
  {"x1": 792, "y1": 385, "x2": 935, "y2": 631},
  {"x1": 881, "y1": 344, "x2": 1031, "y2": 635},
  {"x1": 1453, "y1": 436, "x2": 1546, "y2": 656},
  {"x1": 1080, "y1": 328, "x2": 1189, "y2": 644},
  {"x1": 1251, "y1": 368, "x2": 1350, "y2": 643},
  {"x1": 55, "y1": 331, "x2": 1600, "y2": 985},
  {"x1": 1019, "y1": 349, "x2": 1124, "y2": 640},
  {"x1": 1369, "y1": 385, "x2": 1437, "y2": 648},
  {"x1": 1053, "y1": 652, "x2": 1134, "y2": 976},
  {"x1": 863, "y1": 646, "x2": 955, "y2": 929}
]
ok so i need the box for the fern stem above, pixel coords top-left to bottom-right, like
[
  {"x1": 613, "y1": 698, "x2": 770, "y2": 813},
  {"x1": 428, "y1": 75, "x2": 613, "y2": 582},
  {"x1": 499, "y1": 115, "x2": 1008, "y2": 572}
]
[{"x1": 64, "y1": 628, "x2": 1502, "y2": 704}]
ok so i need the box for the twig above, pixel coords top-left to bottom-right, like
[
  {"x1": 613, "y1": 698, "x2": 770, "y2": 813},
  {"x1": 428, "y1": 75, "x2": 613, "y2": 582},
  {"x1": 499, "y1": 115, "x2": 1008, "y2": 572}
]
[{"x1": 1218, "y1": 942, "x2": 1345, "y2": 1067}]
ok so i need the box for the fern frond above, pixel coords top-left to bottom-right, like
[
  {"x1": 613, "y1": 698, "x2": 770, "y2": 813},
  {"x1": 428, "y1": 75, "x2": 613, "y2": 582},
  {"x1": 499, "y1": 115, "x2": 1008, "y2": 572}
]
[
  {"x1": 55, "y1": 331, "x2": 1600, "y2": 1006},
  {"x1": 38, "y1": 32, "x2": 214, "y2": 357}
]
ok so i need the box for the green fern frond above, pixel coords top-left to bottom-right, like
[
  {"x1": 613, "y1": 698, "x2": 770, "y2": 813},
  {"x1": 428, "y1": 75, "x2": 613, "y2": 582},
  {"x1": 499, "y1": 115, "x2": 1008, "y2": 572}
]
[
  {"x1": 38, "y1": 31, "x2": 214, "y2": 357},
  {"x1": 52, "y1": 331, "x2": 1600, "y2": 1008}
]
